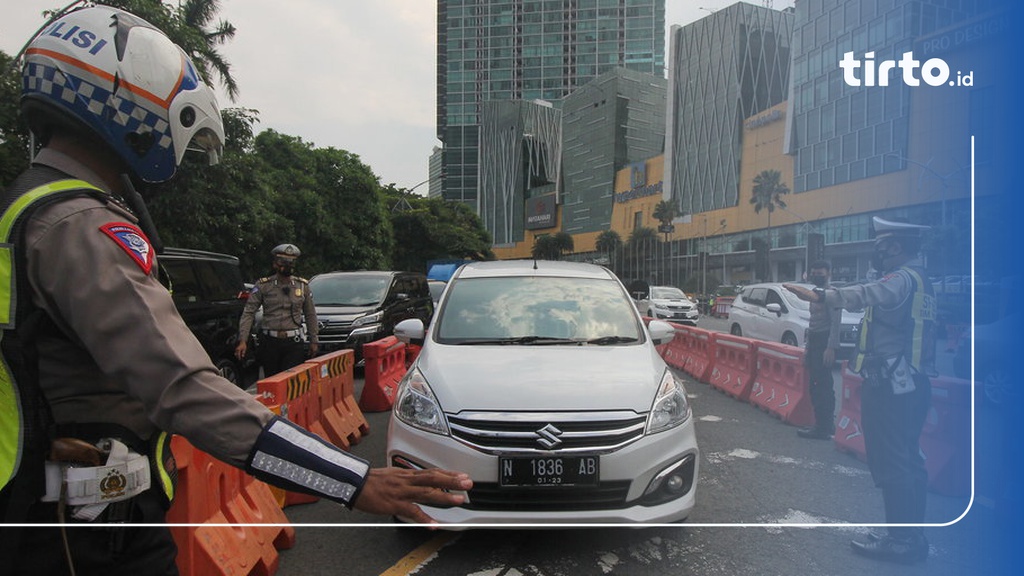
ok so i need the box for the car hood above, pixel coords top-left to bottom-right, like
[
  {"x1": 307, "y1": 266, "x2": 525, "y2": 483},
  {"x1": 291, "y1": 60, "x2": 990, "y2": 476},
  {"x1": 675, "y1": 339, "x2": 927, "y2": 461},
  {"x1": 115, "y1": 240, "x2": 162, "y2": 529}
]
[{"x1": 416, "y1": 343, "x2": 667, "y2": 413}]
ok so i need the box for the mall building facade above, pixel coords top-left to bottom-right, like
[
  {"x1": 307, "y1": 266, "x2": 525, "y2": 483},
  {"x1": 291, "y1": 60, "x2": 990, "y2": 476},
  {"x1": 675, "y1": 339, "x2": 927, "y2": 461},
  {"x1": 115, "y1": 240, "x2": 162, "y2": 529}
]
[{"x1": 488, "y1": 0, "x2": 1002, "y2": 306}]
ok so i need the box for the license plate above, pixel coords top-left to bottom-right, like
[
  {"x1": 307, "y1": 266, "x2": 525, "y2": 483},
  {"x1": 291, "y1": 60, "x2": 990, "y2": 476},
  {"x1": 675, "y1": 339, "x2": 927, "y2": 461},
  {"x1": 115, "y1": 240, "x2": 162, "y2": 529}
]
[{"x1": 499, "y1": 455, "x2": 599, "y2": 487}]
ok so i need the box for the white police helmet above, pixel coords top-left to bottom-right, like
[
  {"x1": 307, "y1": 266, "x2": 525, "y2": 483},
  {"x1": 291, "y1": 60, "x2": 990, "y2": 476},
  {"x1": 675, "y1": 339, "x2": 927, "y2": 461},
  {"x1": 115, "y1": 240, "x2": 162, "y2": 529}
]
[{"x1": 20, "y1": 5, "x2": 224, "y2": 183}]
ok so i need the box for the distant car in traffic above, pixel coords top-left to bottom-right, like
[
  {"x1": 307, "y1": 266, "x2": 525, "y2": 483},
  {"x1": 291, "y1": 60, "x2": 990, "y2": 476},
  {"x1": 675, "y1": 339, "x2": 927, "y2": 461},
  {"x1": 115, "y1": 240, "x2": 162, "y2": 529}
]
[
  {"x1": 727, "y1": 282, "x2": 862, "y2": 353},
  {"x1": 310, "y1": 270, "x2": 433, "y2": 362},
  {"x1": 157, "y1": 247, "x2": 258, "y2": 388},
  {"x1": 635, "y1": 285, "x2": 700, "y2": 325},
  {"x1": 387, "y1": 260, "x2": 698, "y2": 524}
]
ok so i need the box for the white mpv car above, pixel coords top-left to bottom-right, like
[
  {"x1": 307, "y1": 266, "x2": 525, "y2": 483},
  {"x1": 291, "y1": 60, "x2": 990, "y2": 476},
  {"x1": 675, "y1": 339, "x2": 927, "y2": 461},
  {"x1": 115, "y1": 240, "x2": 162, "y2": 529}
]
[{"x1": 387, "y1": 260, "x2": 698, "y2": 524}]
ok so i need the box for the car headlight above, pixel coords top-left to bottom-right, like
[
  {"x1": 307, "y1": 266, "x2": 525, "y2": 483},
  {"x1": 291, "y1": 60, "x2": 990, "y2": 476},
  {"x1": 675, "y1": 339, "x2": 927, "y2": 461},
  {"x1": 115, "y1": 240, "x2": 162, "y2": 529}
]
[
  {"x1": 646, "y1": 369, "x2": 691, "y2": 434},
  {"x1": 394, "y1": 368, "x2": 449, "y2": 435},
  {"x1": 352, "y1": 311, "x2": 383, "y2": 327}
]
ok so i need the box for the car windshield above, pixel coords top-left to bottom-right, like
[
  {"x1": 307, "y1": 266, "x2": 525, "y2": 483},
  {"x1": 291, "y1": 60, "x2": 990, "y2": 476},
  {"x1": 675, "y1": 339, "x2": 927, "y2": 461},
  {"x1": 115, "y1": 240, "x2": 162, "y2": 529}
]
[
  {"x1": 651, "y1": 286, "x2": 687, "y2": 300},
  {"x1": 310, "y1": 275, "x2": 389, "y2": 306},
  {"x1": 436, "y1": 276, "x2": 642, "y2": 345}
]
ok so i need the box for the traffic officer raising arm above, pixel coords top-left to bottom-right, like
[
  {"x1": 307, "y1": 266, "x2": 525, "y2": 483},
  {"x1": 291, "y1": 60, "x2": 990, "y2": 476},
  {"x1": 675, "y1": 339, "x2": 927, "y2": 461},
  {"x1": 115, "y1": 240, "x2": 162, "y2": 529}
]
[
  {"x1": 0, "y1": 7, "x2": 470, "y2": 575},
  {"x1": 236, "y1": 244, "x2": 320, "y2": 376},
  {"x1": 785, "y1": 217, "x2": 937, "y2": 565}
]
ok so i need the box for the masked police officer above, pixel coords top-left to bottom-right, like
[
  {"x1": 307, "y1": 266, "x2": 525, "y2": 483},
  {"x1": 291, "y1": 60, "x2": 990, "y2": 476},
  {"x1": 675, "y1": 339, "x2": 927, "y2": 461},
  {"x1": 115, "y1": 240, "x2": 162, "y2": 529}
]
[
  {"x1": 235, "y1": 244, "x2": 319, "y2": 376},
  {"x1": 786, "y1": 216, "x2": 936, "y2": 564},
  {"x1": 0, "y1": 7, "x2": 470, "y2": 575}
]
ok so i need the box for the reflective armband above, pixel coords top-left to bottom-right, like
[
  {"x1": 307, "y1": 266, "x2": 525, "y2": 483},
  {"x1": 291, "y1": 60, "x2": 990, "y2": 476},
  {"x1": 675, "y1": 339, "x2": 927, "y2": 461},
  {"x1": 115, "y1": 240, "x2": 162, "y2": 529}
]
[{"x1": 245, "y1": 416, "x2": 369, "y2": 507}]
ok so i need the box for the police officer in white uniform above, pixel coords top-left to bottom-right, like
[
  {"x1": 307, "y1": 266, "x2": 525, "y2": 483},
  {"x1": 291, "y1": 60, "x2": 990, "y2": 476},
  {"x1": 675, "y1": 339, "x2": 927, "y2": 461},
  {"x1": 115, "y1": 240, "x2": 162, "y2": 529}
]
[
  {"x1": 786, "y1": 216, "x2": 937, "y2": 564},
  {"x1": 0, "y1": 7, "x2": 470, "y2": 575},
  {"x1": 236, "y1": 244, "x2": 319, "y2": 376}
]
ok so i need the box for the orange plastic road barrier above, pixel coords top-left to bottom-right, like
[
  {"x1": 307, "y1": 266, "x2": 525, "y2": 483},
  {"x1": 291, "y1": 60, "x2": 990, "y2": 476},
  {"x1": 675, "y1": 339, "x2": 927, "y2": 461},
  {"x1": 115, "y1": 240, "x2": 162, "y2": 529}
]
[
  {"x1": 678, "y1": 325, "x2": 715, "y2": 383},
  {"x1": 708, "y1": 333, "x2": 757, "y2": 401},
  {"x1": 405, "y1": 343, "x2": 422, "y2": 368},
  {"x1": 919, "y1": 375, "x2": 971, "y2": 496},
  {"x1": 257, "y1": 364, "x2": 322, "y2": 506},
  {"x1": 167, "y1": 435, "x2": 295, "y2": 576},
  {"x1": 834, "y1": 366, "x2": 971, "y2": 497},
  {"x1": 834, "y1": 362, "x2": 867, "y2": 461},
  {"x1": 658, "y1": 323, "x2": 687, "y2": 371},
  {"x1": 360, "y1": 336, "x2": 407, "y2": 412},
  {"x1": 312, "y1": 349, "x2": 370, "y2": 449},
  {"x1": 749, "y1": 341, "x2": 815, "y2": 427}
]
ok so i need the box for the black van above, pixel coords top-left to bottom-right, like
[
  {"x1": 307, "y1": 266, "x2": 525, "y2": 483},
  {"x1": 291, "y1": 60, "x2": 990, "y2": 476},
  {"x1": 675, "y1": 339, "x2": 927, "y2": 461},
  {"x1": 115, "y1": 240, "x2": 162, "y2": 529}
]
[
  {"x1": 309, "y1": 271, "x2": 434, "y2": 361},
  {"x1": 157, "y1": 247, "x2": 258, "y2": 387}
]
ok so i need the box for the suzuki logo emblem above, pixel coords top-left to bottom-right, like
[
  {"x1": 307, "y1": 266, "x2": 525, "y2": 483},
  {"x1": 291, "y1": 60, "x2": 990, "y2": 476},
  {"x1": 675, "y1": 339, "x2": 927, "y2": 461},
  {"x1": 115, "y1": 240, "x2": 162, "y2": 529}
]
[{"x1": 535, "y1": 423, "x2": 563, "y2": 449}]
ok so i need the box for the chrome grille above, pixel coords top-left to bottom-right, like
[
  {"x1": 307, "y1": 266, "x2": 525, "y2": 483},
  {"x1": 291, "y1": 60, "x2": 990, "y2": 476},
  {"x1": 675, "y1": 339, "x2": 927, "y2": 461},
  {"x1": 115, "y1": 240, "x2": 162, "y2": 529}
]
[{"x1": 447, "y1": 411, "x2": 647, "y2": 454}]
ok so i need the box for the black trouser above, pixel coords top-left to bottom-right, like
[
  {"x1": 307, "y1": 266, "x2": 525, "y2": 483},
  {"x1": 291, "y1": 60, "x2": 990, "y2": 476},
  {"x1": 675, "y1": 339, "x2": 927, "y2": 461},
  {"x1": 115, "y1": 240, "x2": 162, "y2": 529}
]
[
  {"x1": 805, "y1": 330, "x2": 835, "y2": 433},
  {"x1": 862, "y1": 373, "x2": 931, "y2": 540},
  {"x1": 5, "y1": 490, "x2": 178, "y2": 576},
  {"x1": 258, "y1": 333, "x2": 306, "y2": 377}
]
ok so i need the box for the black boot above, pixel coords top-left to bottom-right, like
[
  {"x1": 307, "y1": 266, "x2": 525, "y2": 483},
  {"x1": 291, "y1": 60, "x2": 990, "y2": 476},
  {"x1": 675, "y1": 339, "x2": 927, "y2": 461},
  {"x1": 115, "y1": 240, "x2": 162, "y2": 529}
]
[{"x1": 851, "y1": 532, "x2": 928, "y2": 564}]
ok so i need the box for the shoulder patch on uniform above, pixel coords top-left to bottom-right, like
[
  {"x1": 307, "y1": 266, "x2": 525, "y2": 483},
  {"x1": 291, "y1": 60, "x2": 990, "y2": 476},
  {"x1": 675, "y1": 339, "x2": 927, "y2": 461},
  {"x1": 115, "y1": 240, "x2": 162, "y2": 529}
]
[{"x1": 99, "y1": 222, "x2": 154, "y2": 274}]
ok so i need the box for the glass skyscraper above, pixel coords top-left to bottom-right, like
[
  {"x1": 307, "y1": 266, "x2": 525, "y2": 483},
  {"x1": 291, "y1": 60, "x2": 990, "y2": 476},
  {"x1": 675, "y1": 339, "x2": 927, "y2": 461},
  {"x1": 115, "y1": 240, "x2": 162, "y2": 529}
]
[
  {"x1": 784, "y1": 0, "x2": 995, "y2": 194},
  {"x1": 665, "y1": 2, "x2": 793, "y2": 216},
  {"x1": 437, "y1": 0, "x2": 666, "y2": 207}
]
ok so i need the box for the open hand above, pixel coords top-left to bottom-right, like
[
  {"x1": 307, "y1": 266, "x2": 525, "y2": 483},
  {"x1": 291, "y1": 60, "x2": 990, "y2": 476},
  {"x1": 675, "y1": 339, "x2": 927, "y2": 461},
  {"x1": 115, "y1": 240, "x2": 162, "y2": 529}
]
[{"x1": 353, "y1": 467, "x2": 473, "y2": 524}]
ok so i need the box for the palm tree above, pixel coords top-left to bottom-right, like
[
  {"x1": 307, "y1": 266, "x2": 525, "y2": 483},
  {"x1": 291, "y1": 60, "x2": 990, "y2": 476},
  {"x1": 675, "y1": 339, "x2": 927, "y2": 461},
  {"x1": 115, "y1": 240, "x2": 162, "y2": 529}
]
[
  {"x1": 552, "y1": 231, "x2": 575, "y2": 258},
  {"x1": 532, "y1": 235, "x2": 561, "y2": 260},
  {"x1": 750, "y1": 169, "x2": 790, "y2": 281},
  {"x1": 653, "y1": 200, "x2": 676, "y2": 233}
]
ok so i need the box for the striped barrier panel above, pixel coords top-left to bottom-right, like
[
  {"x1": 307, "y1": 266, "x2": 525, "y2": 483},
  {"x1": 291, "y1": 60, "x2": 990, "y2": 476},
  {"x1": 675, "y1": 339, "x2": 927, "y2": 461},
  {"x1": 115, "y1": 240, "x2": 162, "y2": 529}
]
[
  {"x1": 257, "y1": 363, "x2": 322, "y2": 506},
  {"x1": 313, "y1": 349, "x2": 369, "y2": 449},
  {"x1": 749, "y1": 341, "x2": 815, "y2": 427},
  {"x1": 360, "y1": 336, "x2": 408, "y2": 412},
  {"x1": 708, "y1": 333, "x2": 757, "y2": 401},
  {"x1": 167, "y1": 435, "x2": 295, "y2": 576},
  {"x1": 834, "y1": 362, "x2": 867, "y2": 461}
]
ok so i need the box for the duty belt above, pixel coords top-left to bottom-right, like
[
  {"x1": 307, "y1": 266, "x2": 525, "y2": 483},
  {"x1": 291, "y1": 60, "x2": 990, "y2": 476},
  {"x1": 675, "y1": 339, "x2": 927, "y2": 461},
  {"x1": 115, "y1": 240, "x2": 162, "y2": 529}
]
[
  {"x1": 264, "y1": 328, "x2": 302, "y2": 338},
  {"x1": 42, "y1": 438, "x2": 151, "y2": 521}
]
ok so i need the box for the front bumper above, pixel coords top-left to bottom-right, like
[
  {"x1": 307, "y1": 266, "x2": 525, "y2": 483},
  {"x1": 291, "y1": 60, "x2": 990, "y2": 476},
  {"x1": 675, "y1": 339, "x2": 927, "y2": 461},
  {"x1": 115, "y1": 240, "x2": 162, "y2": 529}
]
[{"x1": 387, "y1": 415, "x2": 699, "y2": 525}]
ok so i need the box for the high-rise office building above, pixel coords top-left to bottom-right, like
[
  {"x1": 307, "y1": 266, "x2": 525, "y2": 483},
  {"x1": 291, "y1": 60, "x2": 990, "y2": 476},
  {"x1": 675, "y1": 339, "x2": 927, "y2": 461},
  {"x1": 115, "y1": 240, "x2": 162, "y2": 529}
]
[
  {"x1": 437, "y1": 0, "x2": 666, "y2": 207},
  {"x1": 784, "y1": 0, "x2": 994, "y2": 194},
  {"x1": 665, "y1": 2, "x2": 793, "y2": 216}
]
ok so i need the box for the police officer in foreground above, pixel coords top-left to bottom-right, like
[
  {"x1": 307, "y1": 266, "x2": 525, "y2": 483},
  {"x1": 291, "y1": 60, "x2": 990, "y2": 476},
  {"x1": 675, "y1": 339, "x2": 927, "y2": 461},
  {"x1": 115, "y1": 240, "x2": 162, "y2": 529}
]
[
  {"x1": 236, "y1": 244, "x2": 319, "y2": 376},
  {"x1": 785, "y1": 217, "x2": 937, "y2": 564},
  {"x1": 0, "y1": 7, "x2": 470, "y2": 575}
]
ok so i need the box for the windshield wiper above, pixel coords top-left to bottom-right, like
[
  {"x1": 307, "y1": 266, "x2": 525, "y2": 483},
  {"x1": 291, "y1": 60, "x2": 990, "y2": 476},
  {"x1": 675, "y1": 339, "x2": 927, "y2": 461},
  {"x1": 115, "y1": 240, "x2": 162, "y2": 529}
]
[
  {"x1": 456, "y1": 336, "x2": 581, "y2": 346},
  {"x1": 585, "y1": 335, "x2": 639, "y2": 345}
]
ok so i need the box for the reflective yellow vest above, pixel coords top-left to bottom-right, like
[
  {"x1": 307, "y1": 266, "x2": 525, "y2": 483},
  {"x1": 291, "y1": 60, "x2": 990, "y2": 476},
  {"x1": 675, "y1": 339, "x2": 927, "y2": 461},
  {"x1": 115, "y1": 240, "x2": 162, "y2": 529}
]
[{"x1": 853, "y1": 265, "x2": 937, "y2": 374}]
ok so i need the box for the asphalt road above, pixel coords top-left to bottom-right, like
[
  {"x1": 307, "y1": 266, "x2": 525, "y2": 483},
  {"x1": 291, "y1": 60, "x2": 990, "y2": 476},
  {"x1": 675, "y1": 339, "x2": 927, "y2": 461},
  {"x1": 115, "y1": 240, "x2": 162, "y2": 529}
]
[{"x1": 272, "y1": 317, "x2": 1002, "y2": 576}]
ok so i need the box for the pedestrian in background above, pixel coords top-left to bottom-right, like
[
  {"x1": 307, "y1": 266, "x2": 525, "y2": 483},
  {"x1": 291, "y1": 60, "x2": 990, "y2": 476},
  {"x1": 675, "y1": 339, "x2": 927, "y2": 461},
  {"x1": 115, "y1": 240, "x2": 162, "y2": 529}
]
[
  {"x1": 796, "y1": 260, "x2": 841, "y2": 440},
  {"x1": 236, "y1": 244, "x2": 319, "y2": 376},
  {"x1": 785, "y1": 216, "x2": 936, "y2": 564},
  {"x1": 0, "y1": 7, "x2": 470, "y2": 575}
]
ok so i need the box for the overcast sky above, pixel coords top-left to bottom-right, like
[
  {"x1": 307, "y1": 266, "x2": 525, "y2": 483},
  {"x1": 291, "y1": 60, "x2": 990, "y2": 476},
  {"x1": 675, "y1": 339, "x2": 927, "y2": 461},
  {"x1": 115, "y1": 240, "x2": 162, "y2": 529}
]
[{"x1": 1, "y1": 1, "x2": 793, "y2": 190}]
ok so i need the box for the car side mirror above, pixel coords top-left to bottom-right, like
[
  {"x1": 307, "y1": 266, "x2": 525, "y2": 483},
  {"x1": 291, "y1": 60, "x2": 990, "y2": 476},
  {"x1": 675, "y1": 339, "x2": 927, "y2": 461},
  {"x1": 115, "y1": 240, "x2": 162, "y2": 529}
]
[
  {"x1": 766, "y1": 303, "x2": 782, "y2": 315},
  {"x1": 647, "y1": 320, "x2": 675, "y2": 346},
  {"x1": 394, "y1": 318, "x2": 426, "y2": 345}
]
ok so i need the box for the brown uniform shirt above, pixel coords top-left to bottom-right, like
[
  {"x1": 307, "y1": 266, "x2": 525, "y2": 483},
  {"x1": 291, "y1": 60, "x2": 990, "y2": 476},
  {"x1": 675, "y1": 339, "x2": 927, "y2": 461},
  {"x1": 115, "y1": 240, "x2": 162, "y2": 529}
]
[
  {"x1": 23, "y1": 149, "x2": 271, "y2": 467},
  {"x1": 237, "y1": 275, "x2": 319, "y2": 344}
]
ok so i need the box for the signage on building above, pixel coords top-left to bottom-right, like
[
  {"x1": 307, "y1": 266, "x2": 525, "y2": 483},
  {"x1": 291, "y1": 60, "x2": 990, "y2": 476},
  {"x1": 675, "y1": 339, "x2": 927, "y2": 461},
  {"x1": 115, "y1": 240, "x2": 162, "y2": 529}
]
[
  {"x1": 629, "y1": 162, "x2": 647, "y2": 189},
  {"x1": 744, "y1": 109, "x2": 784, "y2": 130},
  {"x1": 615, "y1": 180, "x2": 663, "y2": 204},
  {"x1": 525, "y1": 194, "x2": 557, "y2": 230}
]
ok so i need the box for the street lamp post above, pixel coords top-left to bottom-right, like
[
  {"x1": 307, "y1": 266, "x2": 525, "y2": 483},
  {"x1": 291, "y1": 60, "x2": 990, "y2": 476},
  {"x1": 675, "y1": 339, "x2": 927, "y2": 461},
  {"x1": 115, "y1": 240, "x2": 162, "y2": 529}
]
[{"x1": 701, "y1": 217, "x2": 727, "y2": 301}]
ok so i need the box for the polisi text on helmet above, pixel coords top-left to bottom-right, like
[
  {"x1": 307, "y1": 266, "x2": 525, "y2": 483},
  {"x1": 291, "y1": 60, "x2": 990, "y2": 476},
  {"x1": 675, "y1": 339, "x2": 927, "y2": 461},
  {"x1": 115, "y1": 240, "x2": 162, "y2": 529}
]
[{"x1": 40, "y1": 21, "x2": 108, "y2": 56}]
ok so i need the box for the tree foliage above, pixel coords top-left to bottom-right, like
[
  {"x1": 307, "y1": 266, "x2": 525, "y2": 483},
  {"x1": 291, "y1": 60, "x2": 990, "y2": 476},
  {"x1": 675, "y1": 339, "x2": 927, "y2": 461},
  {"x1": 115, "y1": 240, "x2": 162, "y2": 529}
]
[
  {"x1": 383, "y1": 186, "x2": 494, "y2": 273},
  {"x1": 0, "y1": 3, "x2": 486, "y2": 282}
]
